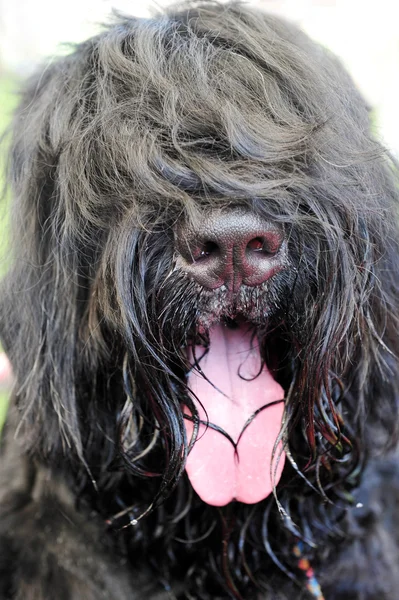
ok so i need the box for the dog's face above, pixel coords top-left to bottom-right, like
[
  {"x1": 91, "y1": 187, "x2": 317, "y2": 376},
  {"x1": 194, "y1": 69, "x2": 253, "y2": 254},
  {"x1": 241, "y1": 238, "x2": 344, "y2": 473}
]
[{"x1": 1, "y1": 0, "x2": 399, "y2": 570}]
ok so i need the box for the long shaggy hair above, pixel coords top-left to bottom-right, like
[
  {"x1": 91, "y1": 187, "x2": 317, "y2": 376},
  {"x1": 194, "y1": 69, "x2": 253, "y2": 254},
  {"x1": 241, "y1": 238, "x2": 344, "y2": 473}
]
[{"x1": 1, "y1": 3, "x2": 399, "y2": 599}]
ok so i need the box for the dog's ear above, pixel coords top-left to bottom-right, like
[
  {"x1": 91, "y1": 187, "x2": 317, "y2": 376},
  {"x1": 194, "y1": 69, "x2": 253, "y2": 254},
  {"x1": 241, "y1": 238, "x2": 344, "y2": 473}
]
[
  {"x1": 361, "y1": 214, "x2": 399, "y2": 454},
  {"x1": 0, "y1": 51, "x2": 108, "y2": 461},
  {"x1": 308, "y1": 203, "x2": 399, "y2": 459}
]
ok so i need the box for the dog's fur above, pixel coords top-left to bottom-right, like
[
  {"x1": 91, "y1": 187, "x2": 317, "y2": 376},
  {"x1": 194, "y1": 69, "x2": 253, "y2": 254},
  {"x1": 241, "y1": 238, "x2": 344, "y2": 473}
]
[{"x1": 1, "y1": 3, "x2": 399, "y2": 599}]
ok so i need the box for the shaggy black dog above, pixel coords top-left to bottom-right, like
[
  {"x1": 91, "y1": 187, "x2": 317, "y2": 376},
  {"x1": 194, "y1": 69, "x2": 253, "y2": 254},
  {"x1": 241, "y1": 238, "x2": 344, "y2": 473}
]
[{"x1": 1, "y1": 2, "x2": 399, "y2": 599}]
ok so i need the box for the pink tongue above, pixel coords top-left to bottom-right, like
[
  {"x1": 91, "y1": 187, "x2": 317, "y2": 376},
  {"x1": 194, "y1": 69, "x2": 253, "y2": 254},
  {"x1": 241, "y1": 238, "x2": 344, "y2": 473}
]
[{"x1": 185, "y1": 323, "x2": 285, "y2": 506}]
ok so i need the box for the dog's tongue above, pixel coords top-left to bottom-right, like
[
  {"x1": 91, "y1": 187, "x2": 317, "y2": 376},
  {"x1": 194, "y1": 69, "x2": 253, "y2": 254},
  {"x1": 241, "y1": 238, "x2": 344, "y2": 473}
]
[{"x1": 185, "y1": 323, "x2": 285, "y2": 506}]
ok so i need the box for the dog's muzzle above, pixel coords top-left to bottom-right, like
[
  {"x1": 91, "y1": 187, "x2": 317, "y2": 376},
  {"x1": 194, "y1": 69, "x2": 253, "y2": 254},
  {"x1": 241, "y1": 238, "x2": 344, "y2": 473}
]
[
  {"x1": 174, "y1": 210, "x2": 288, "y2": 506},
  {"x1": 175, "y1": 209, "x2": 287, "y2": 292}
]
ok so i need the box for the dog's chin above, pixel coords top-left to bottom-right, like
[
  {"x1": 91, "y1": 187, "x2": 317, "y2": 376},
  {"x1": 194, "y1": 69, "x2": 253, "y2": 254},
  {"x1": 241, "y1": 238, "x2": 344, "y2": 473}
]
[{"x1": 182, "y1": 314, "x2": 287, "y2": 507}]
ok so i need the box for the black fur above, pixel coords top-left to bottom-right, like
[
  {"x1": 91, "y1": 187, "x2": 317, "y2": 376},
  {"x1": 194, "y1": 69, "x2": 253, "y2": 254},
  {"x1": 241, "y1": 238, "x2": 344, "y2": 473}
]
[{"x1": 1, "y1": 2, "x2": 399, "y2": 598}]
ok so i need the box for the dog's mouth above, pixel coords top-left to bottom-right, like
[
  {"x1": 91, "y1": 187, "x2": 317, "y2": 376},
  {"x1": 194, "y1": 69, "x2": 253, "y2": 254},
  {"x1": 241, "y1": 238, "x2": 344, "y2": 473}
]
[{"x1": 183, "y1": 317, "x2": 286, "y2": 507}]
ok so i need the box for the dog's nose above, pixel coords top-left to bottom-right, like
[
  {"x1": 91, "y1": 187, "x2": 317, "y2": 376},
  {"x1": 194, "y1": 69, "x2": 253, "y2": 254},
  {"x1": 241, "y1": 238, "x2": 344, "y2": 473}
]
[{"x1": 175, "y1": 210, "x2": 287, "y2": 292}]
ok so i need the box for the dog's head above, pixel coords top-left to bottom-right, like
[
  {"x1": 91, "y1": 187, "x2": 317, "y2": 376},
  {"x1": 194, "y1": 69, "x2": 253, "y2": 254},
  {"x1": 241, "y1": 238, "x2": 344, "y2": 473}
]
[{"x1": 1, "y1": 0, "x2": 399, "y2": 591}]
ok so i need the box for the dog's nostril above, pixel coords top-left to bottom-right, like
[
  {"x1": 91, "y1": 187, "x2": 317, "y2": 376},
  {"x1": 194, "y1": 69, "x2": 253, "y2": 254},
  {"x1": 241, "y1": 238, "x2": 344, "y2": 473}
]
[
  {"x1": 194, "y1": 241, "x2": 219, "y2": 261},
  {"x1": 246, "y1": 235, "x2": 281, "y2": 256},
  {"x1": 247, "y1": 237, "x2": 264, "y2": 252}
]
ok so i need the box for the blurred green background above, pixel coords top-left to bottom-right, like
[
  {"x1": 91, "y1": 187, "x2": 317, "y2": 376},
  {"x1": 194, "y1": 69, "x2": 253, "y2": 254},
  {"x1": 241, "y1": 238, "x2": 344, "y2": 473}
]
[{"x1": 0, "y1": 74, "x2": 18, "y2": 428}]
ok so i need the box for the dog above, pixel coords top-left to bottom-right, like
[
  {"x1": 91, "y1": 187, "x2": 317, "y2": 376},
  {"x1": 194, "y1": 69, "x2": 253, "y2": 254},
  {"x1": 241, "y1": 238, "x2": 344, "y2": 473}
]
[{"x1": 1, "y1": 2, "x2": 399, "y2": 598}]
